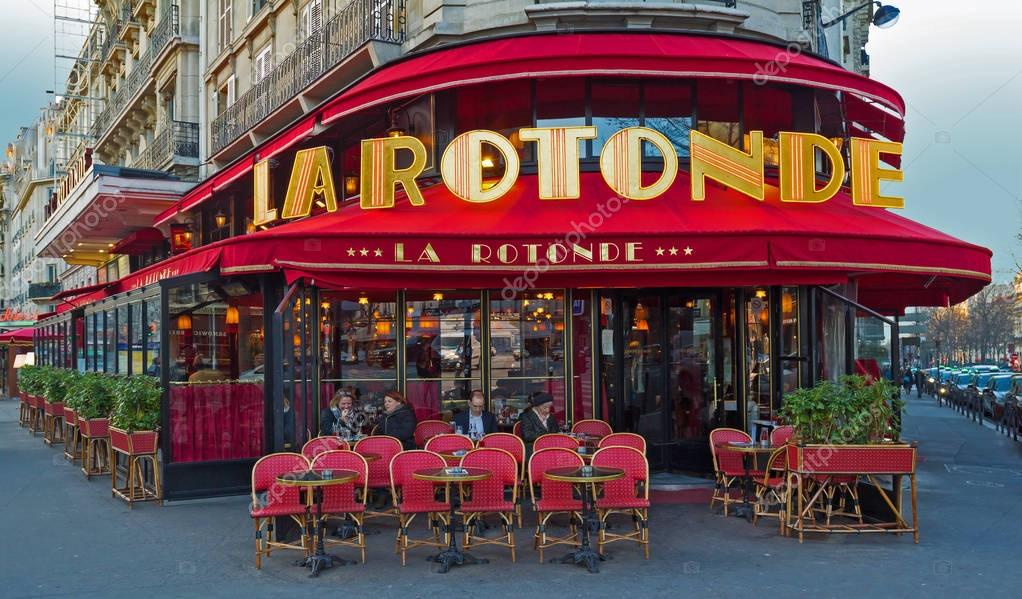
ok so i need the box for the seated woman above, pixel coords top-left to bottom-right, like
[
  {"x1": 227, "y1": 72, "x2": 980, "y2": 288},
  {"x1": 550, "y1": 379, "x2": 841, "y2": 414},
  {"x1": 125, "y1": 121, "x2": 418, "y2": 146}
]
[
  {"x1": 519, "y1": 392, "x2": 560, "y2": 459},
  {"x1": 376, "y1": 390, "x2": 417, "y2": 450},
  {"x1": 320, "y1": 390, "x2": 364, "y2": 437}
]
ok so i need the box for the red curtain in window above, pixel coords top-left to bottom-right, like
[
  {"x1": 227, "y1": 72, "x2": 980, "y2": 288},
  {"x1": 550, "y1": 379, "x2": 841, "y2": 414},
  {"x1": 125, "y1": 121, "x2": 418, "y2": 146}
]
[{"x1": 169, "y1": 382, "x2": 265, "y2": 462}]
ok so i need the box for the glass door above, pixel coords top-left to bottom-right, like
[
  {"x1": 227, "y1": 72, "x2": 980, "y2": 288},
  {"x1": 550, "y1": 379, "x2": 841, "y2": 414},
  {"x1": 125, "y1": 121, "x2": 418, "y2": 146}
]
[{"x1": 621, "y1": 295, "x2": 666, "y2": 443}]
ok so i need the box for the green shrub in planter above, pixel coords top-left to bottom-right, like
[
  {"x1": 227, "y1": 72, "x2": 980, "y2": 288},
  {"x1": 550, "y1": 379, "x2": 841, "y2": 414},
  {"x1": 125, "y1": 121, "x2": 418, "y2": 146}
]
[
  {"x1": 17, "y1": 365, "x2": 44, "y2": 396},
  {"x1": 41, "y1": 368, "x2": 79, "y2": 405},
  {"x1": 779, "y1": 375, "x2": 903, "y2": 445},
  {"x1": 69, "y1": 372, "x2": 117, "y2": 420},
  {"x1": 111, "y1": 375, "x2": 161, "y2": 433}
]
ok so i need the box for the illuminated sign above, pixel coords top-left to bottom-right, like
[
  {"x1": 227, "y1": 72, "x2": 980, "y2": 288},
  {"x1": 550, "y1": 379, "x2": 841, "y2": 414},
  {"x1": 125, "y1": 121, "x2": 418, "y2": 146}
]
[
  {"x1": 253, "y1": 128, "x2": 903, "y2": 225},
  {"x1": 52, "y1": 147, "x2": 93, "y2": 207}
]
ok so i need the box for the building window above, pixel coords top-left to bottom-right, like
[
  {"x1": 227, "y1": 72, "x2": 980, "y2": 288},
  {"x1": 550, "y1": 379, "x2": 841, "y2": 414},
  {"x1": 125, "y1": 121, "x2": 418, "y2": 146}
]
[
  {"x1": 253, "y1": 45, "x2": 272, "y2": 84},
  {"x1": 300, "y1": 0, "x2": 322, "y2": 40},
  {"x1": 46, "y1": 264, "x2": 57, "y2": 283},
  {"x1": 218, "y1": 75, "x2": 236, "y2": 114},
  {"x1": 218, "y1": 0, "x2": 233, "y2": 53}
]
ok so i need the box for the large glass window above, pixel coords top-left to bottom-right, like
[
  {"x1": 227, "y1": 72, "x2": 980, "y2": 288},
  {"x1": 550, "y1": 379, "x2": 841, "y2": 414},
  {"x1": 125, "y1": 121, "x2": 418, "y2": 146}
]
[
  {"x1": 456, "y1": 80, "x2": 533, "y2": 162},
  {"x1": 745, "y1": 289, "x2": 771, "y2": 421},
  {"x1": 86, "y1": 312, "x2": 97, "y2": 371},
  {"x1": 131, "y1": 302, "x2": 145, "y2": 375},
  {"x1": 405, "y1": 291, "x2": 482, "y2": 420},
  {"x1": 779, "y1": 287, "x2": 801, "y2": 395},
  {"x1": 104, "y1": 310, "x2": 116, "y2": 373},
  {"x1": 536, "y1": 78, "x2": 586, "y2": 130},
  {"x1": 697, "y1": 79, "x2": 741, "y2": 147},
  {"x1": 166, "y1": 281, "x2": 264, "y2": 463},
  {"x1": 117, "y1": 305, "x2": 129, "y2": 374},
  {"x1": 321, "y1": 292, "x2": 398, "y2": 417},
  {"x1": 591, "y1": 81, "x2": 640, "y2": 157},
  {"x1": 146, "y1": 299, "x2": 161, "y2": 377},
  {"x1": 490, "y1": 290, "x2": 566, "y2": 421},
  {"x1": 571, "y1": 292, "x2": 595, "y2": 421},
  {"x1": 645, "y1": 81, "x2": 693, "y2": 158}
]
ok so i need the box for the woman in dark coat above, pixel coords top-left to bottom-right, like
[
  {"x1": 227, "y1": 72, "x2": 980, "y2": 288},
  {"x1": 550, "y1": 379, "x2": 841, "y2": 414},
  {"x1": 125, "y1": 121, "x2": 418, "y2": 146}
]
[
  {"x1": 520, "y1": 392, "x2": 560, "y2": 459},
  {"x1": 377, "y1": 390, "x2": 418, "y2": 449}
]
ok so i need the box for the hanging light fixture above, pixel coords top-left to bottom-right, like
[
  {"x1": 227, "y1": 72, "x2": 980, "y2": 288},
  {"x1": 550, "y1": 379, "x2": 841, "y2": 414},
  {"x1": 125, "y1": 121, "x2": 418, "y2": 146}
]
[
  {"x1": 177, "y1": 314, "x2": 192, "y2": 330},
  {"x1": 432, "y1": 292, "x2": 444, "y2": 301},
  {"x1": 225, "y1": 306, "x2": 239, "y2": 325},
  {"x1": 358, "y1": 295, "x2": 369, "y2": 305},
  {"x1": 214, "y1": 210, "x2": 228, "y2": 229},
  {"x1": 345, "y1": 175, "x2": 359, "y2": 195}
]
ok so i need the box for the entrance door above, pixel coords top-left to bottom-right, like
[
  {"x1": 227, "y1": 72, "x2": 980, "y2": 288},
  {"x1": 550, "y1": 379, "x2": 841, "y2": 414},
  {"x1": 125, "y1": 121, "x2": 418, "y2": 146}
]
[{"x1": 606, "y1": 290, "x2": 726, "y2": 471}]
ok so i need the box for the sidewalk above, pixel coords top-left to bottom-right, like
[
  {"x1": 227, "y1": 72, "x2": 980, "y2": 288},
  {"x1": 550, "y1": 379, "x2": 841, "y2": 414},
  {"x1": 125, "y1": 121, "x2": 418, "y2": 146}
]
[{"x1": 2, "y1": 393, "x2": 1021, "y2": 598}]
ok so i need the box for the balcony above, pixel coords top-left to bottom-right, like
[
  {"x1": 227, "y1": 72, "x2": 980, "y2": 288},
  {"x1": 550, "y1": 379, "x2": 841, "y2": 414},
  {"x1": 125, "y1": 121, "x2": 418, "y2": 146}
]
[
  {"x1": 28, "y1": 282, "x2": 61, "y2": 304},
  {"x1": 210, "y1": 0, "x2": 406, "y2": 156},
  {"x1": 118, "y1": 8, "x2": 141, "y2": 47},
  {"x1": 526, "y1": 0, "x2": 746, "y2": 34},
  {"x1": 132, "y1": 121, "x2": 199, "y2": 171},
  {"x1": 90, "y1": 4, "x2": 179, "y2": 143},
  {"x1": 133, "y1": 0, "x2": 157, "y2": 25}
]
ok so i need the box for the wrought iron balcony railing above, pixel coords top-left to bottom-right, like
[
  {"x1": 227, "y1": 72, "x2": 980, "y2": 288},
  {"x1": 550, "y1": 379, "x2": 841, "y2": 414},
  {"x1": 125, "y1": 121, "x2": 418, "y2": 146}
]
[
  {"x1": 28, "y1": 282, "x2": 61, "y2": 302},
  {"x1": 210, "y1": 0, "x2": 406, "y2": 155},
  {"x1": 132, "y1": 120, "x2": 199, "y2": 171},
  {"x1": 90, "y1": 4, "x2": 179, "y2": 141}
]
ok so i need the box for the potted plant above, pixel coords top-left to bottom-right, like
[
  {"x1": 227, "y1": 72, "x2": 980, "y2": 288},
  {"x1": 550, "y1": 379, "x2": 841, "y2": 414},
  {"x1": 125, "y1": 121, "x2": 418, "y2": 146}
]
[
  {"x1": 62, "y1": 370, "x2": 86, "y2": 462},
  {"x1": 17, "y1": 365, "x2": 43, "y2": 430},
  {"x1": 41, "y1": 368, "x2": 77, "y2": 445},
  {"x1": 109, "y1": 375, "x2": 162, "y2": 505},
  {"x1": 110, "y1": 375, "x2": 161, "y2": 455},
  {"x1": 779, "y1": 375, "x2": 918, "y2": 542},
  {"x1": 69, "y1": 372, "x2": 117, "y2": 478}
]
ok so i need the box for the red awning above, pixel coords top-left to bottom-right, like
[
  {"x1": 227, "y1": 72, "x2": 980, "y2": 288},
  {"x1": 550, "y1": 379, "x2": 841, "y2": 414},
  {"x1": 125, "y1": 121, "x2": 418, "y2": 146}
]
[
  {"x1": 107, "y1": 246, "x2": 222, "y2": 295},
  {"x1": 0, "y1": 327, "x2": 34, "y2": 344},
  {"x1": 218, "y1": 172, "x2": 989, "y2": 311},
  {"x1": 321, "y1": 32, "x2": 905, "y2": 125},
  {"x1": 50, "y1": 281, "x2": 108, "y2": 301},
  {"x1": 110, "y1": 227, "x2": 166, "y2": 255}
]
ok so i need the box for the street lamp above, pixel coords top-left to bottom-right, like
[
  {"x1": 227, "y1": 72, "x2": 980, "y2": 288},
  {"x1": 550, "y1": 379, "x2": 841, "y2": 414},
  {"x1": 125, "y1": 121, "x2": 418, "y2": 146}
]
[{"x1": 823, "y1": 1, "x2": 900, "y2": 29}]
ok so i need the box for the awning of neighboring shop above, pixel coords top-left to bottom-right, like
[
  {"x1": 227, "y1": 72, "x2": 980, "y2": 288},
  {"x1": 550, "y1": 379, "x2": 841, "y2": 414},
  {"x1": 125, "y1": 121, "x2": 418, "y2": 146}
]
[
  {"x1": 49, "y1": 281, "x2": 109, "y2": 302},
  {"x1": 0, "y1": 327, "x2": 35, "y2": 345},
  {"x1": 218, "y1": 172, "x2": 990, "y2": 311},
  {"x1": 110, "y1": 227, "x2": 166, "y2": 255}
]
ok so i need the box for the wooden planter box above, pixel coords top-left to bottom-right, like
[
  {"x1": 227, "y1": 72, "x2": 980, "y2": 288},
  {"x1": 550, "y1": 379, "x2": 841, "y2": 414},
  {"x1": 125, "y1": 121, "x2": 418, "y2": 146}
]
[
  {"x1": 109, "y1": 426, "x2": 161, "y2": 507},
  {"x1": 785, "y1": 443, "x2": 918, "y2": 544},
  {"x1": 43, "y1": 400, "x2": 65, "y2": 446},
  {"x1": 63, "y1": 407, "x2": 81, "y2": 462},
  {"x1": 27, "y1": 395, "x2": 45, "y2": 433},
  {"x1": 78, "y1": 417, "x2": 111, "y2": 478}
]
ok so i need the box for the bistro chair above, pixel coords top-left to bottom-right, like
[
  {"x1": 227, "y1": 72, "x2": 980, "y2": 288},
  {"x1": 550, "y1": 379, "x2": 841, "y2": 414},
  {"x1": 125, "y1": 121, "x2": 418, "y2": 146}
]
[
  {"x1": 528, "y1": 447, "x2": 584, "y2": 562},
  {"x1": 424, "y1": 434, "x2": 475, "y2": 466},
  {"x1": 478, "y1": 433, "x2": 527, "y2": 527},
  {"x1": 249, "y1": 453, "x2": 311, "y2": 569},
  {"x1": 598, "y1": 432, "x2": 647, "y2": 452},
  {"x1": 708, "y1": 428, "x2": 759, "y2": 517},
  {"x1": 512, "y1": 420, "x2": 522, "y2": 438},
  {"x1": 770, "y1": 425, "x2": 795, "y2": 446},
  {"x1": 572, "y1": 419, "x2": 613, "y2": 438},
  {"x1": 460, "y1": 448, "x2": 519, "y2": 562},
  {"x1": 533, "y1": 433, "x2": 581, "y2": 452},
  {"x1": 311, "y1": 450, "x2": 370, "y2": 564},
  {"x1": 591, "y1": 446, "x2": 651, "y2": 559},
  {"x1": 389, "y1": 450, "x2": 450, "y2": 566},
  {"x1": 414, "y1": 420, "x2": 452, "y2": 447},
  {"x1": 301, "y1": 436, "x2": 350, "y2": 460},
  {"x1": 354, "y1": 435, "x2": 403, "y2": 522},
  {"x1": 753, "y1": 446, "x2": 788, "y2": 531}
]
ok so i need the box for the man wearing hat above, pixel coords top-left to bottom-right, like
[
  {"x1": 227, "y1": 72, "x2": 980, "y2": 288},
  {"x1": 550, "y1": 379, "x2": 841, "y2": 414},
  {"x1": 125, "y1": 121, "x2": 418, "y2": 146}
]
[{"x1": 520, "y1": 391, "x2": 561, "y2": 459}]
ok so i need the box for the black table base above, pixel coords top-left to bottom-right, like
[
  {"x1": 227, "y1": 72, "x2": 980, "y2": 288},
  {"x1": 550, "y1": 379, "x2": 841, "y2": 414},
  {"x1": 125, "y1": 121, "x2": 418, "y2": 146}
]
[
  {"x1": 297, "y1": 487, "x2": 356, "y2": 577},
  {"x1": 427, "y1": 485, "x2": 488, "y2": 573},
  {"x1": 552, "y1": 484, "x2": 606, "y2": 573}
]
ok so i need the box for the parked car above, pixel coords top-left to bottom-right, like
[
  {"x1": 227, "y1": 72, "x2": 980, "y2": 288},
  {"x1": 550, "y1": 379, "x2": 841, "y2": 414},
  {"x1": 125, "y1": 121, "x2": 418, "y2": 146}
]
[
  {"x1": 982, "y1": 373, "x2": 1017, "y2": 418},
  {"x1": 937, "y1": 369, "x2": 959, "y2": 398}
]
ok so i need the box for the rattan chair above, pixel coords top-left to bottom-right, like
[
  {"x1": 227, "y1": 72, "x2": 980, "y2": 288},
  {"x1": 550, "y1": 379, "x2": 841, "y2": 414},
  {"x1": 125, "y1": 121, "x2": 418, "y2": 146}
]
[
  {"x1": 390, "y1": 450, "x2": 449, "y2": 566},
  {"x1": 249, "y1": 453, "x2": 311, "y2": 569},
  {"x1": 311, "y1": 450, "x2": 370, "y2": 563},
  {"x1": 414, "y1": 420, "x2": 452, "y2": 447},
  {"x1": 709, "y1": 428, "x2": 757, "y2": 516},
  {"x1": 301, "y1": 436, "x2": 350, "y2": 460},
  {"x1": 460, "y1": 448, "x2": 519, "y2": 562},
  {"x1": 478, "y1": 433, "x2": 527, "y2": 527},
  {"x1": 592, "y1": 446, "x2": 650, "y2": 559},
  {"x1": 598, "y1": 432, "x2": 647, "y2": 452},
  {"x1": 528, "y1": 447, "x2": 584, "y2": 561}
]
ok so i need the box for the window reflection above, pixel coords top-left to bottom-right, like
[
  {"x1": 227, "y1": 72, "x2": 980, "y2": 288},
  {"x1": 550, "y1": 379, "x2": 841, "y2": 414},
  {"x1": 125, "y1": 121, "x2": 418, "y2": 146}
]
[
  {"x1": 697, "y1": 79, "x2": 741, "y2": 147},
  {"x1": 490, "y1": 290, "x2": 566, "y2": 422},
  {"x1": 645, "y1": 81, "x2": 693, "y2": 158},
  {"x1": 745, "y1": 289, "x2": 771, "y2": 421},
  {"x1": 321, "y1": 292, "x2": 398, "y2": 417},
  {"x1": 536, "y1": 78, "x2": 587, "y2": 131},
  {"x1": 591, "y1": 81, "x2": 640, "y2": 156}
]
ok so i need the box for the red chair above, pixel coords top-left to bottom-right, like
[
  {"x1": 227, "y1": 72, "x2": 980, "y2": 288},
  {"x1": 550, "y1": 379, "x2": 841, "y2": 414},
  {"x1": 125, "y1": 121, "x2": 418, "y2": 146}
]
[
  {"x1": 301, "y1": 436, "x2": 350, "y2": 460},
  {"x1": 528, "y1": 447, "x2": 584, "y2": 561},
  {"x1": 311, "y1": 450, "x2": 369, "y2": 563},
  {"x1": 592, "y1": 446, "x2": 650, "y2": 558},
  {"x1": 354, "y1": 436, "x2": 402, "y2": 521},
  {"x1": 572, "y1": 419, "x2": 612, "y2": 438},
  {"x1": 478, "y1": 433, "x2": 527, "y2": 526},
  {"x1": 424, "y1": 434, "x2": 475, "y2": 466},
  {"x1": 709, "y1": 428, "x2": 759, "y2": 517},
  {"x1": 598, "y1": 432, "x2": 647, "y2": 452},
  {"x1": 390, "y1": 450, "x2": 449, "y2": 566},
  {"x1": 753, "y1": 446, "x2": 788, "y2": 531},
  {"x1": 414, "y1": 420, "x2": 452, "y2": 447},
  {"x1": 533, "y1": 433, "x2": 580, "y2": 451},
  {"x1": 770, "y1": 425, "x2": 795, "y2": 446},
  {"x1": 512, "y1": 420, "x2": 522, "y2": 438},
  {"x1": 249, "y1": 453, "x2": 310, "y2": 569},
  {"x1": 460, "y1": 448, "x2": 519, "y2": 562}
]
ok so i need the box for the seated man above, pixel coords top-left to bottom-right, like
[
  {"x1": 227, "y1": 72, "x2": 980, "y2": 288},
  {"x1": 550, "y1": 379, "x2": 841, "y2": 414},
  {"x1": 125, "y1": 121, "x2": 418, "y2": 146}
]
[
  {"x1": 520, "y1": 392, "x2": 560, "y2": 459},
  {"x1": 453, "y1": 389, "x2": 496, "y2": 439}
]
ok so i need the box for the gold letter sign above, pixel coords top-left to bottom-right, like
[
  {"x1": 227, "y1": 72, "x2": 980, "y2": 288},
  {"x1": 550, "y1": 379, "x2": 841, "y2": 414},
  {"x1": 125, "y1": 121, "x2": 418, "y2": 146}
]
[
  {"x1": 690, "y1": 129, "x2": 765, "y2": 201},
  {"x1": 440, "y1": 130, "x2": 521, "y2": 203},
  {"x1": 280, "y1": 146, "x2": 338, "y2": 219},
  {"x1": 252, "y1": 157, "x2": 277, "y2": 227},
  {"x1": 360, "y1": 136, "x2": 428, "y2": 209},
  {"x1": 519, "y1": 126, "x2": 596, "y2": 199},
  {"x1": 778, "y1": 132, "x2": 845, "y2": 203},
  {"x1": 850, "y1": 137, "x2": 904, "y2": 209},
  {"x1": 599, "y1": 127, "x2": 678, "y2": 200}
]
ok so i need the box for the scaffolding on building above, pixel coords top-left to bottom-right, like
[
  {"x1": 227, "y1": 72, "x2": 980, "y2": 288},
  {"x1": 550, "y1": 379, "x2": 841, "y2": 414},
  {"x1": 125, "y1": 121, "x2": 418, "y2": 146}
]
[{"x1": 52, "y1": 0, "x2": 102, "y2": 171}]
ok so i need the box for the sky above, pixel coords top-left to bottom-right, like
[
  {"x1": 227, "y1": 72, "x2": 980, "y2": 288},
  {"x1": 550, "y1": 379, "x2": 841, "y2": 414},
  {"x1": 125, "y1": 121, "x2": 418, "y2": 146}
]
[{"x1": 1, "y1": 0, "x2": 1019, "y2": 281}]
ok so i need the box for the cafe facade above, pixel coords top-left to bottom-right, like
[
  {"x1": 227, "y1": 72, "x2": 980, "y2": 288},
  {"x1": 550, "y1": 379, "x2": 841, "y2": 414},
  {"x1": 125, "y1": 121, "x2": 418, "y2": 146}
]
[{"x1": 34, "y1": 32, "x2": 991, "y2": 500}]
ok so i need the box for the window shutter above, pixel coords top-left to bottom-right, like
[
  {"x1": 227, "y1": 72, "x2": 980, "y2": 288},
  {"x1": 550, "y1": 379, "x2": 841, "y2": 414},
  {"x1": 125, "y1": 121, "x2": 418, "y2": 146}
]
[{"x1": 226, "y1": 75, "x2": 236, "y2": 106}]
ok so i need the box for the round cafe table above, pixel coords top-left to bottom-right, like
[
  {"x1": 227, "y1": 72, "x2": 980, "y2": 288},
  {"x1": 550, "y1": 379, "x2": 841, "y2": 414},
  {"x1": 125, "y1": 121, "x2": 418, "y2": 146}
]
[
  {"x1": 413, "y1": 467, "x2": 491, "y2": 573},
  {"x1": 276, "y1": 468, "x2": 359, "y2": 577},
  {"x1": 718, "y1": 442, "x2": 777, "y2": 521},
  {"x1": 545, "y1": 465, "x2": 624, "y2": 573}
]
